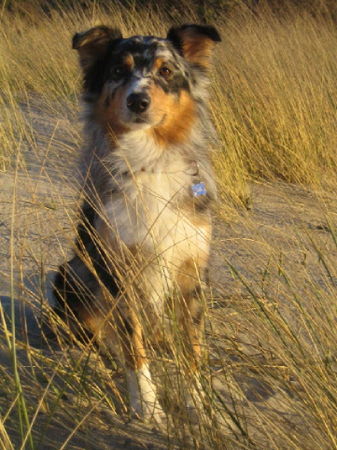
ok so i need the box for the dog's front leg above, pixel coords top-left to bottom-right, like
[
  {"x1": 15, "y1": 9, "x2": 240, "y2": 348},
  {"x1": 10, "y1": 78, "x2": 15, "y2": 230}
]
[{"x1": 119, "y1": 309, "x2": 165, "y2": 423}]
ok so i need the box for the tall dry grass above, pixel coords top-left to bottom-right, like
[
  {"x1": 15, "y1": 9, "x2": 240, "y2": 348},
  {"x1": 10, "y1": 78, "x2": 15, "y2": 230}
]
[
  {"x1": 0, "y1": 2, "x2": 337, "y2": 449},
  {"x1": 1, "y1": 3, "x2": 336, "y2": 196}
]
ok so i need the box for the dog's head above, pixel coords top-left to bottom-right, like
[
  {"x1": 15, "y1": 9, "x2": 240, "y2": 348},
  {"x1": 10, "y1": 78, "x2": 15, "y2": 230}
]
[{"x1": 73, "y1": 24, "x2": 220, "y2": 144}]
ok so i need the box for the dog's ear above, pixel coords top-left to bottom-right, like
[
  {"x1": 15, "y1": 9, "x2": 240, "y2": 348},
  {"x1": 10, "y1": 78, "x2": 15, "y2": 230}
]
[
  {"x1": 167, "y1": 24, "x2": 221, "y2": 68},
  {"x1": 72, "y1": 26, "x2": 122, "y2": 71}
]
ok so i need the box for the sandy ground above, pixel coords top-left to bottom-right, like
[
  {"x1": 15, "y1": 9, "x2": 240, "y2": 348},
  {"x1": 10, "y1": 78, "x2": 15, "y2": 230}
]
[{"x1": 0, "y1": 104, "x2": 336, "y2": 448}]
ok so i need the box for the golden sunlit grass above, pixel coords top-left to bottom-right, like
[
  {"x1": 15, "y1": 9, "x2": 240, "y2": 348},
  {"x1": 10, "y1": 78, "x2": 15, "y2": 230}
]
[
  {"x1": 0, "y1": 2, "x2": 337, "y2": 449},
  {"x1": 212, "y1": 10, "x2": 337, "y2": 206}
]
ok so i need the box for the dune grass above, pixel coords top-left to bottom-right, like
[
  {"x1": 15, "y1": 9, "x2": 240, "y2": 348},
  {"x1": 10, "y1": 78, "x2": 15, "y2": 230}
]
[
  {"x1": 0, "y1": 2, "x2": 337, "y2": 449},
  {"x1": 1, "y1": 2, "x2": 336, "y2": 194}
]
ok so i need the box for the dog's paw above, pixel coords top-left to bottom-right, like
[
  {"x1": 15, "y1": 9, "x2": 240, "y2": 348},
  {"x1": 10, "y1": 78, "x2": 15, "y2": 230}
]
[
  {"x1": 129, "y1": 400, "x2": 166, "y2": 428},
  {"x1": 143, "y1": 401, "x2": 166, "y2": 426}
]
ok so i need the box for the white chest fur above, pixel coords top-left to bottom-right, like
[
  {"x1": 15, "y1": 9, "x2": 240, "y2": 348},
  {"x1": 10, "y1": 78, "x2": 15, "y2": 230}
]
[
  {"x1": 102, "y1": 168, "x2": 209, "y2": 259},
  {"x1": 93, "y1": 132, "x2": 211, "y2": 310}
]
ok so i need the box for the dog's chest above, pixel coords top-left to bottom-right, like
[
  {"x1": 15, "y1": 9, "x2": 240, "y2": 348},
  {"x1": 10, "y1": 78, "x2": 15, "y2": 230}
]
[{"x1": 102, "y1": 170, "x2": 209, "y2": 262}]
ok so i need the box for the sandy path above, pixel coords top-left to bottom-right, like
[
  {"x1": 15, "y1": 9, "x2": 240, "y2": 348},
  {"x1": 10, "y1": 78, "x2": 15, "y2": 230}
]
[{"x1": 0, "y1": 104, "x2": 336, "y2": 448}]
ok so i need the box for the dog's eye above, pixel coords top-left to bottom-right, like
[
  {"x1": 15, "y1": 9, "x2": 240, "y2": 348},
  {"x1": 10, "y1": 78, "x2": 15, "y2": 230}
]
[
  {"x1": 111, "y1": 66, "x2": 126, "y2": 79},
  {"x1": 159, "y1": 66, "x2": 172, "y2": 79}
]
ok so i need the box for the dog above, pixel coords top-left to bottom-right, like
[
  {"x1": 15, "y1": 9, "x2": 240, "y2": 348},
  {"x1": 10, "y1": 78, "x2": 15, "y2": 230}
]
[{"x1": 53, "y1": 23, "x2": 220, "y2": 423}]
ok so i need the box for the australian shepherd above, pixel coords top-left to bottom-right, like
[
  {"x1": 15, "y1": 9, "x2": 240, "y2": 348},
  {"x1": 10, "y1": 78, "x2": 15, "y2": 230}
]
[{"x1": 53, "y1": 23, "x2": 220, "y2": 423}]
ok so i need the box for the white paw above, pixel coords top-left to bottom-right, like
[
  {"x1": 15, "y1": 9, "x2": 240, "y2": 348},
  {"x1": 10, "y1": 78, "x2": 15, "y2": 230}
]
[
  {"x1": 127, "y1": 366, "x2": 166, "y2": 425},
  {"x1": 129, "y1": 400, "x2": 166, "y2": 428},
  {"x1": 142, "y1": 400, "x2": 166, "y2": 425}
]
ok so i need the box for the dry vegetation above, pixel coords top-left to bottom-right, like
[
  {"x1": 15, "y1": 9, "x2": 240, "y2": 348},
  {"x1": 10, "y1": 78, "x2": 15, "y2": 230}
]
[{"x1": 0, "y1": 1, "x2": 337, "y2": 449}]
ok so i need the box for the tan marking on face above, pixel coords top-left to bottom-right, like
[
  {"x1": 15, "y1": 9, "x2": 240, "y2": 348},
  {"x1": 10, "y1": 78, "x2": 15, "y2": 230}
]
[
  {"x1": 123, "y1": 53, "x2": 134, "y2": 70},
  {"x1": 152, "y1": 57, "x2": 166, "y2": 71},
  {"x1": 147, "y1": 87, "x2": 196, "y2": 147}
]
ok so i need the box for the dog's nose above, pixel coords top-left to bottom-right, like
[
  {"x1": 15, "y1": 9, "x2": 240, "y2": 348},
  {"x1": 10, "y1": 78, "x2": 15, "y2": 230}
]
[{"x1": 126, "y1": 93, "x2": 150, "y2": 114}]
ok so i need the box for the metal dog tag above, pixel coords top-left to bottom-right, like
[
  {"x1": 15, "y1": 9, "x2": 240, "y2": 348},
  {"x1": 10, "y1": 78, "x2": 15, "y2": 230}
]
[{"x1": 192, "y1": 182, "x2": 207, "y2": 197}]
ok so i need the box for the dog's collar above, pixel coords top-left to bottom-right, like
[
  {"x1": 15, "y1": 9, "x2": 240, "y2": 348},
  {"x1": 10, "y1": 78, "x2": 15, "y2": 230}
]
[
  {"x1": 187, "y1": 162, "x2": 207, "y2": 197},
  {"x1": 120, "y1": 160, "x2": 200, "y2": 178},
  {"x1": 183, "y1": 160, "x2": 199, "y2": 177},
  {"x1": 119, "y1": 160, "x2": 207, "y2": 198}
]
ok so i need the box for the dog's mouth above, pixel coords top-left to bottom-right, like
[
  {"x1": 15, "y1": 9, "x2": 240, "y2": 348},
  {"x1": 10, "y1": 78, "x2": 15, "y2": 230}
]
[
  {"x1": 134, "y1": 115, "x2": 148, "y2": 124},
  {"x1": 128, "y1": 112, "x2": 167, "y2": 127}
]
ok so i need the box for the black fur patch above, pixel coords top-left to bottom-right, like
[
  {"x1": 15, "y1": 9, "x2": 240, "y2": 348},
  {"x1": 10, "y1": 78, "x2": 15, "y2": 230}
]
[
  {"x1": 81, "y1": 35, "x2": 192, "y2": 96},
  {"x1": 72, "y1": 26, "x2": 122, "y2": 50},
  {"x1": 167, "y1": 24, "x2": 221, "y2": 55},
  {"x1": 83, "y1": 58, "x2": 110, "y2": 94},
  {"x1": 53, "y1": 200, "x2": 120, "y2": 330},
  {"x1": 75, "y1": 201, "x2": 96, "y2": 251},
  {"x1": 82, "y1": 39, "x2": 122, "y2": 94}
]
